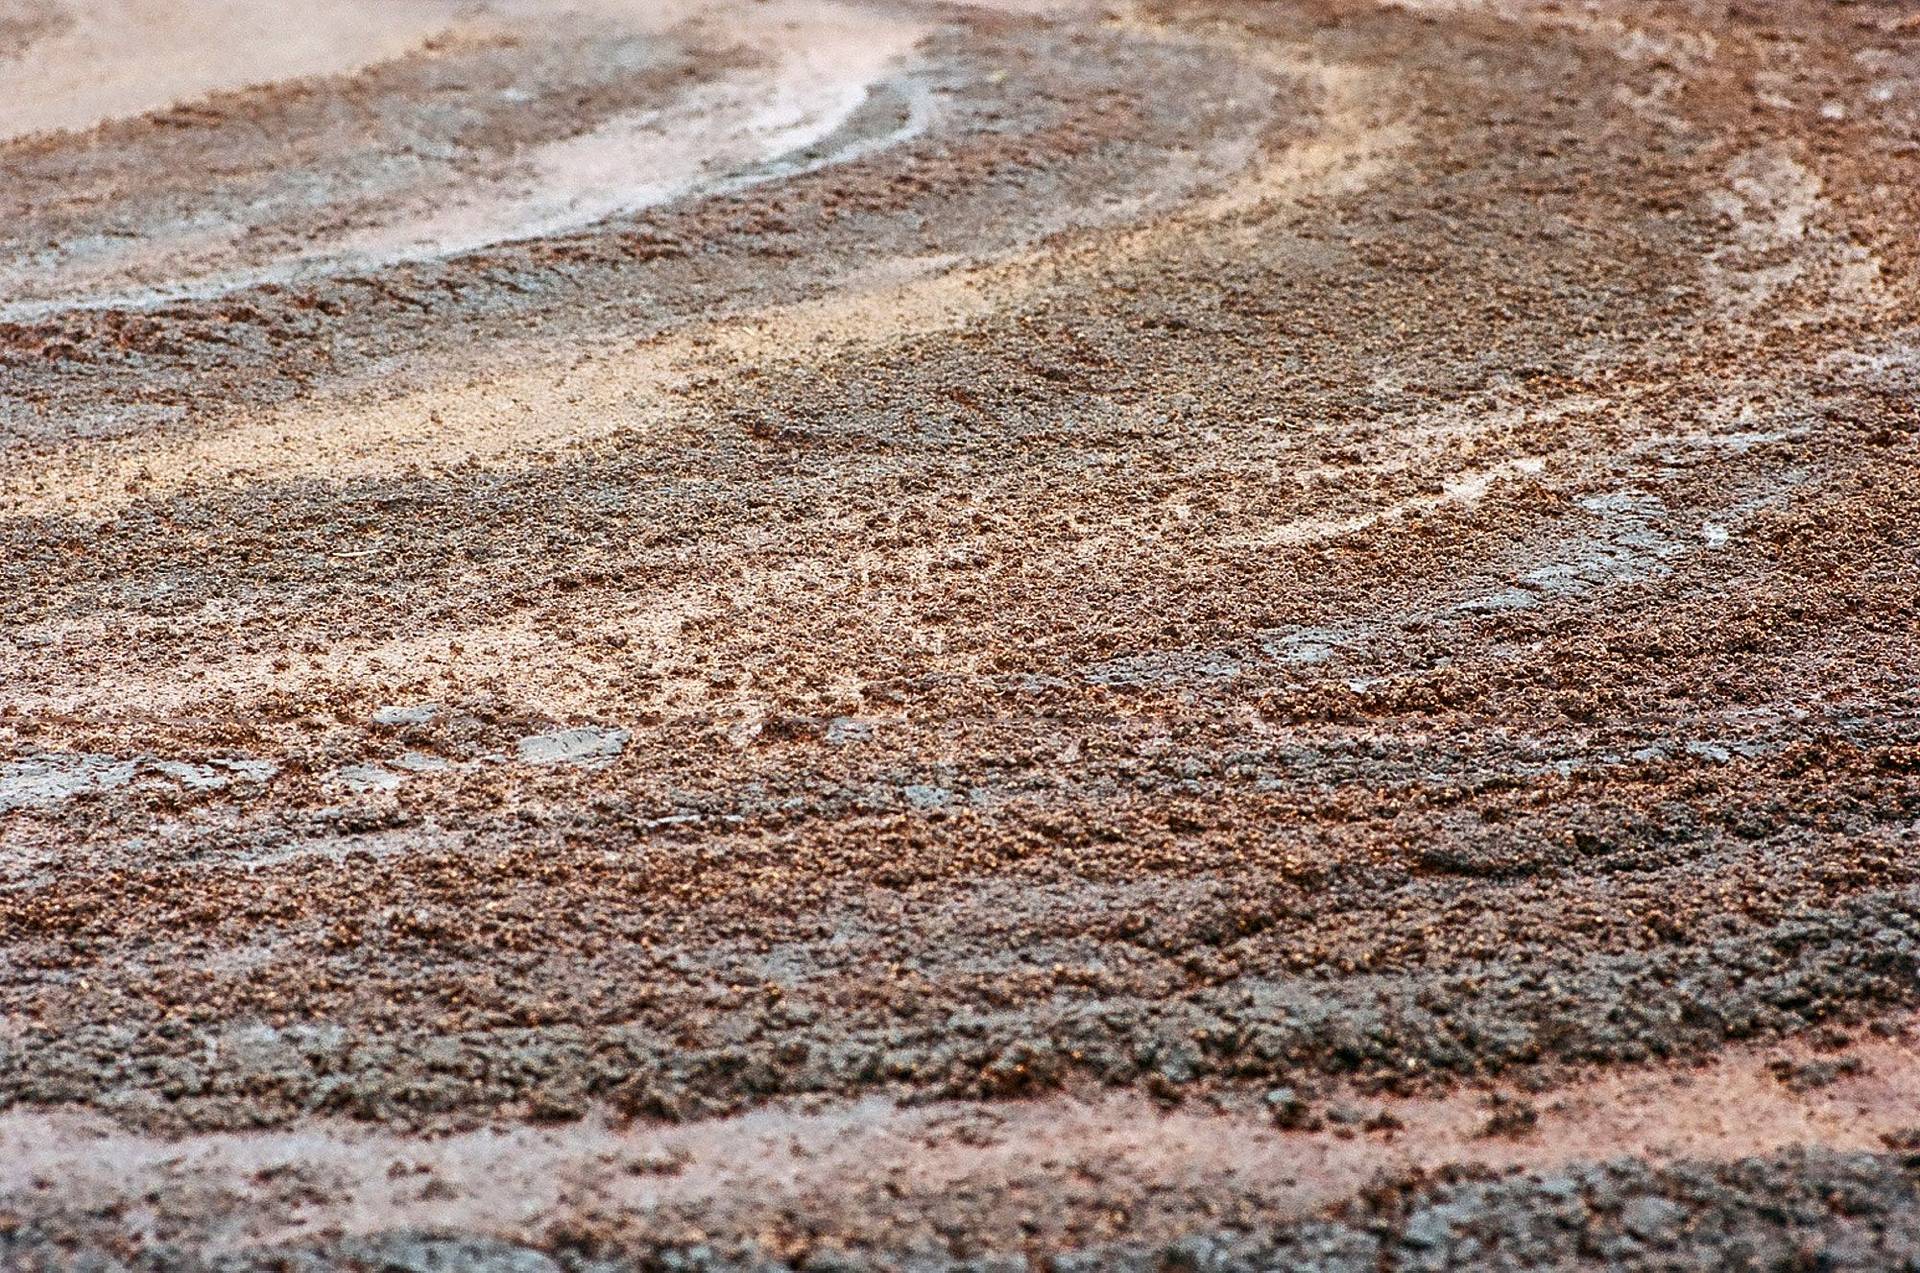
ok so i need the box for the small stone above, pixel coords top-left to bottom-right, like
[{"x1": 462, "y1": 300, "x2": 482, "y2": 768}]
[
  {"x1": 331, "y1": 763, "x2": 402, "y2": 793},
  {"x1": 1325, "y1": 1102, "x2": 1366, "y2": 1126},
  {"x1": 902, "y1": 783, "x2": 951, "y2": 809},
  {"x1": 1402, "y1": 1207, "x2": 1457, "y2": 1250},
  {"x1": 147, "y1": 759, "x2": 229, "y2": 791},
  {"x1": 826, "y1": 717, "x2": 874, "y2": 745},
  {"x1": 1264, "y1": 1087, "x2": 1312, "y2": 1129},
  {"x1": 372, "y1": 704, "x2": 438, "y2": 726},
  {"x1": 1621, "y1": 1196, "x2": 1684, "y2": 1245},
  {"x1": 516, "y1": 726, "x2": 630, "y2": 767},
  {"x1": 215, "y1": 758, "x2": 280, "y2": 783}
]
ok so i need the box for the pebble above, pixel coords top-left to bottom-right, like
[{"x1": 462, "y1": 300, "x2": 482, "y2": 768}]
[{"x1": 516, "y1": 726, "x2": 630, "y2": 767}]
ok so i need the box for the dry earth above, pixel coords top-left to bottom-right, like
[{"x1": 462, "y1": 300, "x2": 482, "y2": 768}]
[{"x1": 1, "y1": 0, "x2": 1918, "y2": 1268}]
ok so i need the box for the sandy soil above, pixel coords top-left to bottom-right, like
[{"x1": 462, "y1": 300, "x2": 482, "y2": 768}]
[{"x1": 1, "y1": 0, "x2": 1917, "y2": 1267}]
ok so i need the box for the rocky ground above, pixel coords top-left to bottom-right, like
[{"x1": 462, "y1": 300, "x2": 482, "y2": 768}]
[{"x1": 1, "y1": 0, "x2": 1917, "y2": 1267}]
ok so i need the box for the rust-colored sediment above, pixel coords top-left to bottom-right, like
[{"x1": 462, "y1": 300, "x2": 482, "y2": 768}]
[
  {"x1": 1, "y1": 0, "x2": 1916, "y2": 1267},
  {"x1": 8, "y1": 1022, "x2": 1920, "y2": 1260}
]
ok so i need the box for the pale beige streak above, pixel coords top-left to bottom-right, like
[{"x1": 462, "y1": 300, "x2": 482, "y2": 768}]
[
  {"x1": 2, "y1": 37, "x2": 1407, "y2": 523},
  {"x1": 2, "y1": 0, "x2": 933, "y2": 314},
  {"x1": 0, "y1": 255, "x2": 1008, "y2": 523},
  {"x1": 0, "y1": 0, "x2": 880, "y2": 145},
  {"x1": 0, "y1": 0, "x2": 468, "y2": 141},
  {"x1": 3, "y1": 512, "x2": 967, "y2": 728}
]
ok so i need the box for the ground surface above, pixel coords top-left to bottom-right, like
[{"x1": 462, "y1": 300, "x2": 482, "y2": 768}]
[{"x1": 1, "y1": 0, "x2": 1917, "y2": 1267}]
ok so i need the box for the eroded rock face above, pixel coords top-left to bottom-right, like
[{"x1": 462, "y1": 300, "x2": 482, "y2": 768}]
[{"x1": 1, "y1": 0, "x2": 1917, "y2": 1265}]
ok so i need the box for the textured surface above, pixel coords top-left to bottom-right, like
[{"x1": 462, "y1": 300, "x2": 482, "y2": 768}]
[{"x1": 2, "y1": 0, "x2": 1917, "y2": 1266}]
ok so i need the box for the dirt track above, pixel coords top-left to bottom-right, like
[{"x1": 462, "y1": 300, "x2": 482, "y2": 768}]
[{"x1": 2, "y1": 0, "x2": 1918, "y2": 1267}]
